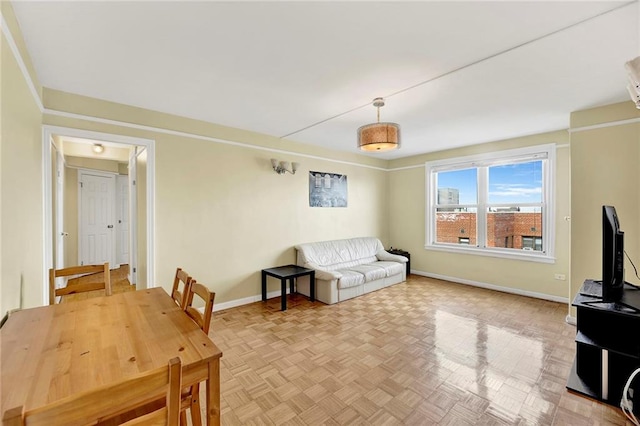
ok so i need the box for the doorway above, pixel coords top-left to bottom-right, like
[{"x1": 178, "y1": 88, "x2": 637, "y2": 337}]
[{"x1": 43, "y1": 126, "x2": 156, "y2": 305}]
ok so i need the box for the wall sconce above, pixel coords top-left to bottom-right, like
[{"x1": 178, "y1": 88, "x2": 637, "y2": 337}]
[
  {"x1": 271, "y1": 159, "x2": 299, "y2": 175},
  {"x1": 92, "y1": 143, "x2": 105, "y2": 154},
  {"x1": 625, "y1": 56, "x2": 640, "y2": 109}
]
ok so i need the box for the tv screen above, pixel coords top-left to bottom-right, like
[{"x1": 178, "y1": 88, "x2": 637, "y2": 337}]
[{"x1": 602, "y1": 205, "x2": 625, "y2": 301}]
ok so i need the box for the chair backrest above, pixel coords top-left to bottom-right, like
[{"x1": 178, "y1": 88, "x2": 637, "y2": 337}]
[
  {"x1": 49, "y1": 263, "x2": 112, "y2": 305},
  {"x1": 171, "y1": 268, "x2": 192, "y2": 310},
  {"x1": 2, "y1": 357, "x2": 182, "y2": 426},
  {"x1": 184, "y1": 280, "x2": 215, "y2": 334}
]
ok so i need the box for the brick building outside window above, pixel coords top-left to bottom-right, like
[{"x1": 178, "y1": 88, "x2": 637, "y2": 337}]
[{"x1": 436, "y1": 211, "x2": 543, "y2": 250}]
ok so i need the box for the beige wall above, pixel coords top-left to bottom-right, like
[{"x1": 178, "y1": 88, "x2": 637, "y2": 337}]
[
  {"x1": 136, "y1": 148, "x2": 147, "y2": 289},
  {"x1": 570, "y1": 102, "x2": 640, "y2": 316},
  {"x1": 154, "y1": 136, "x2": 388, "y2": 301},
  {"x1": 1, "y1": 24, "x2": 44, "y2": 312},
  {"x1": 38, "y1": 90, "x2": 389, "y2": 304},
  {"x1": 387, "y1": 131, "x2": 572, "y2": 300}
]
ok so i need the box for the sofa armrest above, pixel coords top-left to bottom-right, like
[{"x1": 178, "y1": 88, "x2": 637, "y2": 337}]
[
  {"x1": 304, "y1": 263, "x2": 342, "y2": 281},
  {"x1": 376, "y1": 250, "x2": 408, "y2": 263}
]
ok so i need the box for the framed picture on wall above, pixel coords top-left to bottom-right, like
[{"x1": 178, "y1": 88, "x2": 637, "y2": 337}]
[{"x1": 309, "y1": 171, "x2": 347, "y2": 207}]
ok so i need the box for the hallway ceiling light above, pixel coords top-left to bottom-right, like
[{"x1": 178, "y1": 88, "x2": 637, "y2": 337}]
[
  {"x1": 92, "y1": 143, "x2": 105, "y2": 154},
  {"x1": 357, "y1": 98, "x2": 400, "y2": 152}
]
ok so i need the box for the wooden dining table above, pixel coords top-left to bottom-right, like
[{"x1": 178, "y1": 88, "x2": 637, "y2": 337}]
[{"x1": 1, "y1": 287, "x2": 223, "y2": 425}]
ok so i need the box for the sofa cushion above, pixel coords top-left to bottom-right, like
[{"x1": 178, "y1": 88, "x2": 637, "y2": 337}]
[
  {"x1": 347, "y1": 264, "x2": 387, "y2": 282},
  {"x1": 370, "y1": 261, "x2": 405, "y2": 277},
  {"x1": 296, "y1": 237, "x2": 384, "y2": 268},
  {"x1": 325, "y1": 256, "x2": 377, "y2": 272},
  {"x1": 336, "y1": 270, "x2": 366, "y2": 289}
]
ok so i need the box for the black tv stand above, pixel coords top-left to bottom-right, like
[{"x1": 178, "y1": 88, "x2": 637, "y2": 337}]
[
  {"x1": 582, "y1": 300, "x2": 640, "y2": 314},
  {"x1": 578, "y1": 279, "x2": 640, "y2": 311},
  {"x1": 567, "y1": 280, "x2": 640, "y2": 413}
]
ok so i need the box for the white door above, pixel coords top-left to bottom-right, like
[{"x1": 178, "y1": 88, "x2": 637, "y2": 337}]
[
  {"x1": 79, "y1": 171, "x2": 116, "y2": 267},
  {"x1": 116, "y1": 175, "x2": 130, "y2": 266}
]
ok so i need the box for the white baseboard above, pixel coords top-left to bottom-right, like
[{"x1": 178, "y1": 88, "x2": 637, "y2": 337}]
[
  {"x1": 410, "y1": 269, "x2": 570, "y2": 304},
  {"x1": 213, "y1": 288, "x2": 291, "y2": 312},
  {"x1": 213, "y1": 272, "x2": 570, "y2": 313}
]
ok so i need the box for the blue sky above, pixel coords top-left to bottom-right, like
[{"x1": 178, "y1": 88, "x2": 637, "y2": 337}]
[{"x1": 438, "y1": 161, "x2": 543, "y2": 205}]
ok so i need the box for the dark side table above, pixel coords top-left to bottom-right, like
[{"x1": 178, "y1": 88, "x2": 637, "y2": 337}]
[
  {"x1": 261, "y1": 265, "x2": 315, "y2": 311},
  {"x1": 387, "y1": 249, "x2": 410, "y2": 277}
]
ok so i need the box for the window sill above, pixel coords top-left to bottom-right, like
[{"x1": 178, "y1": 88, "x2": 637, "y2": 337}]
[{"x1": 424, "y1": 244, "x2": 556, "y2": 264}]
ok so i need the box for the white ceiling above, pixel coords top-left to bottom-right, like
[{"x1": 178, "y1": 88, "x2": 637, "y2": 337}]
[{"x1": 11, "y1": 1, "x2": 639, "y2": 160}]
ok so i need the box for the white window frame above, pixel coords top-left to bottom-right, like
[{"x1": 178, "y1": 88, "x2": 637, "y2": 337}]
[{"x1": 425, "y1": 144, "x2": 556, "y2": 263}]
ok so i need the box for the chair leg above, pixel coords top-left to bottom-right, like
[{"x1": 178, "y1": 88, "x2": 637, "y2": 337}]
[
  {"x1": 179, "y1": 410, "x2": 187, "y2": 426},
  {"x1": 190, "y1": 383, "x2": 203, "y2": 426}
]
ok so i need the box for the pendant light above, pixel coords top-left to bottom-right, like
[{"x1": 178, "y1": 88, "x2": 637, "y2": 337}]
[{"x1": 357, "y1": 97, "x2": 400, "y2": 152}]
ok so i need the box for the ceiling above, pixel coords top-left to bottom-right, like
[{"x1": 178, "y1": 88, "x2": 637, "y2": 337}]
[
  {"x1": 61, "y1": 137, "x2": 132, "y2": 163},
  {"x1": 11, "y1": 1, "x2": 639, "y2": 160}
]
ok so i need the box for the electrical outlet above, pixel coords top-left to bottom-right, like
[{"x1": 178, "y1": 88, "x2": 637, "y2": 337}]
[{"x1": 554, "y1": 274, "x2": 566, "y2": 281}]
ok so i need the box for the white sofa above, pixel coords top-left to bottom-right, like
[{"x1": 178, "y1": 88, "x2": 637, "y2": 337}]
[{"x1": 294, "y1": 237, "x2": 408, "y2": 305}]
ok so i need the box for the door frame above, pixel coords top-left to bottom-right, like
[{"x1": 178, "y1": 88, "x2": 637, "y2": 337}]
[
  {"x1": 128, "y1": 149, "x2": 138, "y2": 285},
  {"x1": 115, "y1": 174, "x2": 130, "y2": 269},
  {"x1": 42, "y1": 125, "x2": 156, "y2": 305},
  {"x1": 53, "y1": 139, "x2": 65, "y2": 271}
]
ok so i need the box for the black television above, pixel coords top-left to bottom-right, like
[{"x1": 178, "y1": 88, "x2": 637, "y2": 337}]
[{"x1": 602, "y1": 205, "x2": 625, "y2": 301}]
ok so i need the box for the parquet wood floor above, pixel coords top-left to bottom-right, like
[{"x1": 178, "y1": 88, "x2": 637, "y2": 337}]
[
  {"x1": 205, "y1": 275, "x2": 630, "y2": 425},
  {"x1": 63, "y1": 269, "x2": 630, "y2": 424}
]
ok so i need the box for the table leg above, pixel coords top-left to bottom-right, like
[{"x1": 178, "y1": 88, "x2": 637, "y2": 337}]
[
  {"x1": 190, "y1": 382, "x2": 202, "y2": 426},
  {"x1": 206, "y1": 359, "x2": 221, "y2": 426},
  {"x1": 281, "y1": 279, "x2": 287, "y2": 311},
  {"x1": 290, "y1": 277, "x2": 295, "y2": 296},
  {"x1": 310, "y1": 271, "x2": 315, "y2": 302},
  {"x1": 261, "y1": 271, "x2": 267, "y2": 302}
]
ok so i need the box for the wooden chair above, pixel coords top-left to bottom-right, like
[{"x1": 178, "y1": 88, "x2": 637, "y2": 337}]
[
  {"x1": 2, "y1": 357, "x2": 182, "y2": 426},
  {"x1": 49, "y1": 263, "x2": 112, "y2": 305},
  {"x1": 171, "y1": 268, "x2": 193, "y2": 310},
  {"x1": 184, "y1": 280, "x2": 215, "y2": 334},
  {"x1": 181, "y1": 280, "x2": 216, "y2": 426}
]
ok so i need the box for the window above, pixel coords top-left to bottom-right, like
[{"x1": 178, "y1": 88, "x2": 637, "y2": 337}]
[
  {"x1": 522, "y1": 236, "x2": 543, "y2": 251},
  {"x1": 425, "y1": 144, "x2": 555, "y2": 263}
]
